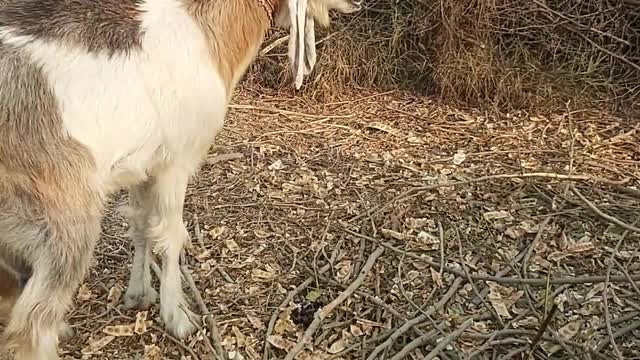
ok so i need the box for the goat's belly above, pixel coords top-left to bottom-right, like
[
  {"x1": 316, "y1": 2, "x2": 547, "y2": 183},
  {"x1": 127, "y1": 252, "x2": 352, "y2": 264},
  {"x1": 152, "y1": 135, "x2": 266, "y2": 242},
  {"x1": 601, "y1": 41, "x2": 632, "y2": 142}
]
[{"x1": 16, "y1": 32, "x2": 228, "y2": 194}]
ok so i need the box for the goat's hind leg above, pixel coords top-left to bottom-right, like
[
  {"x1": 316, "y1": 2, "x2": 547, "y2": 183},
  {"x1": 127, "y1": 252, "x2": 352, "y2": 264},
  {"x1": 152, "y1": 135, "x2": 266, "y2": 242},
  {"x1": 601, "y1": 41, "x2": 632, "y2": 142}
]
[
  {"x1": 141, "y1": 168, "x2": 198, "y2": 338},
  {"x1": 122, "y1": 182, "x2": 158, "y2": 310},
  {"x1": 1, "y1": 215, "x2": 101, "y2": 360}
]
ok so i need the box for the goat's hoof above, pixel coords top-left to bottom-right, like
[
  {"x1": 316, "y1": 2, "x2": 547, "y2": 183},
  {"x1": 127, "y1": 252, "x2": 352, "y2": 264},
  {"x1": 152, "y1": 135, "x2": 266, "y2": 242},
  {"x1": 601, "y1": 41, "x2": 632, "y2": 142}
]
[
  {"x1": 123, "y1": 287, "x2": 158, "y2": 310},
  {"x1": 58, "y1": 322, "x2": 75, "y2": 342},
  {"x1": 161, "y1": 306, "x2": 199, "y2": 339}
]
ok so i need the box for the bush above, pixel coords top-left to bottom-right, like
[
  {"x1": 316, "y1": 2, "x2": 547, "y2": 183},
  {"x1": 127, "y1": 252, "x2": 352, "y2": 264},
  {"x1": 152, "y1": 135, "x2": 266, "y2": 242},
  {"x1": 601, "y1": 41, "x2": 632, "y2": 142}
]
[{"x1": 246, "y1": 0, "x2": 640, "y2": 113}]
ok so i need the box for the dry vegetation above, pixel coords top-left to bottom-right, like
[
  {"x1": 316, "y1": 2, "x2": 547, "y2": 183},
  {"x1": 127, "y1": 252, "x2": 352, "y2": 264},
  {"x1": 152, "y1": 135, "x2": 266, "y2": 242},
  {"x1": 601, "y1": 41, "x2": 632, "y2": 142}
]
[
  {"x1": 248, "y1": 0, "x2": 640, "y2": 113},
  {"x1": 57, "y1": 86, "x2": 639, "y2": 360},
  {"x1": 4, "y1": 1, "x2": 639, "y2": 360}
]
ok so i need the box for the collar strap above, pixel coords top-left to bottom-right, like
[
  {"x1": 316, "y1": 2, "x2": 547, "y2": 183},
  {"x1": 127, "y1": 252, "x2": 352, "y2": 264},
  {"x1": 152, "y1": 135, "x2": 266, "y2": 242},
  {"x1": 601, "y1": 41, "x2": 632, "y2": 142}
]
[{"x1": 257, "y1": 0, "x2": 275, "y2": 24}]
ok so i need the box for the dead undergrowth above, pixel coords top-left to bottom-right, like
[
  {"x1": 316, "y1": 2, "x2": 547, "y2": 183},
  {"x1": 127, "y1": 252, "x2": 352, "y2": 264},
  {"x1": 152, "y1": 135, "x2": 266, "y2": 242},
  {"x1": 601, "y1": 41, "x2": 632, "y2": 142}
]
[
  {"x1": 55, "y1": 87, "x2": 640, "y2": 360},
  {"x1": 248, "y1": 0, "x2": 640, "y2": 113}
]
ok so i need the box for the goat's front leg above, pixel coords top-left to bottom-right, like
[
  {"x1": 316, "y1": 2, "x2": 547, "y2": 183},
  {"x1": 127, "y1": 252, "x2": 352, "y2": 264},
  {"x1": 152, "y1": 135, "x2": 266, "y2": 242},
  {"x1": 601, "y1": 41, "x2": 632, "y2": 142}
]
[
  {"x1": 142, "y1": 168, "x2": 197, "y2": 338},
  {"x1": 122, "y1": 181, "x2": 159, "y2": 310}
]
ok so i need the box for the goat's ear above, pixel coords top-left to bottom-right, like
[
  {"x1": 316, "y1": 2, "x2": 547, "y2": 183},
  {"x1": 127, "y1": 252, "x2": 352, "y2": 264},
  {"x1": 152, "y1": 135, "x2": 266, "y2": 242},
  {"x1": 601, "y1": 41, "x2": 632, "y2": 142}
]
[
  {"x1": 303, "y1": 14, "x2": 316, "y2": 76},
  {"x1": 287, "y1": 0, "x2": 308, "y2": 89}
]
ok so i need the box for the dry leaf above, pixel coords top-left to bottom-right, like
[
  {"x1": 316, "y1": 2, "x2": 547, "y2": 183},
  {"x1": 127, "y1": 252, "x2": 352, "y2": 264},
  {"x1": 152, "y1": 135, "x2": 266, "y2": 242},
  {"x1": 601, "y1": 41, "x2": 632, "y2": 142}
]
[
  {"x1": 585, "y1": 283, "x2": 606, "y2": 300},
  {"x1": 103, "y1": 324, "x2": 135, "y2": 337},
  {"x1": 430, "y1": 268, "x2": 443, "y2": 288},
  {"x1": 558, "y1": 319, "x2": 582, "y2": 340},
  {"x1": 266, "y1": 335, "x2": 295, "y2": 351},
  {"x1": 195, "y1": 249, "x2": 212, "y2": 262},
  {"x1": 453, "y1": 150, "x2": 466, "y2": 165},
  {"x1": 335, "y1": 261, "x2": 353, "y2": 283},
  {"x1": 251, "y1": 268, "x2": 276, "y2": 281},
  {"x1": 77, "y1": 284, "x2": 92, "y2": 302},
  {"x1": 107, "y1": 285, "x2": 122, "y2": 306},
  {"x1": 381, "y1": 228, "x2": 408, "y2": 241},
  {"x1": 268, "y1": 159, "x2": 285, "y2": 171},
  {"x1": 143, "y1": 344, "x2": 163, "y2": 360},
  {"x1": 483, "y1": 210, "x2": 513, "y2": 221},
  {"x1": 135, "y1": 311, "x2": 149, "y2": 335},
  {"x1": 228, "y1": 350, "x2": 246, "y2": 360},
  {"x1": 247, "y1": 315, "x2": 265, "y2": 331},
  {"x1": 328, "y1": 339, "x2": 347, "y2": 354},
  {"x1": 81, "y1": 336, "x2": 115, "y2": 355},
  {"x1": 209, "y1": 226, "x2": 226, "y2": 240},
  {"x1": 350, "y1": 325, "x2": 363, "y2": 337},
  {"x1": 567, "y1": 241, "x2": 594, "y2": 254},
  {"x1": 226, "y1": 239, "x2": 240, "y2": 252},
  {"x1": 232, "y1": 326, "x2": 247, "y2": 347}
]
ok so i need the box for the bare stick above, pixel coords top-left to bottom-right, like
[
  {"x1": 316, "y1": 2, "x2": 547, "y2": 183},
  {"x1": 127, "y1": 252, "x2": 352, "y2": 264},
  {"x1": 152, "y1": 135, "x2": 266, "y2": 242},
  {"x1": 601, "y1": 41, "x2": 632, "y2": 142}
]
[
  {"x1": 410, "y1": 318, "x2": 474, "y2": 360},
  {"x1": 151, "y1": 324, "x2": 201, "y2": 360},
  {"x1": 571, "y1": 186, "x2": 640, "y2": 233},
  {"x1": 284, "y1": 246, "x2": 385, "y2": 360},
  {"x1": 595, "y1": 320, "x2": 640, "y2": 352},
  {"x1": 181, "y1": 264, "x2": 225, "y2": 360},
  {"x1": 263, "y1": 263, "x2": 331, "y2": 360},
  {"x1": 205, "y1": 152, "x2": 244, "y2": 165},
  {"x1": 602, "y1": 220, "x2": 637, "y2": 359},
  {"x1": 349, "y1": 171, "x2": 629, "y2": 223},
  {"x1": 338, "y1": 226, "x2": 640, "y2": 286},
  {"x1": 366, "y1": 275, "x2": 467, "y2": 360}
]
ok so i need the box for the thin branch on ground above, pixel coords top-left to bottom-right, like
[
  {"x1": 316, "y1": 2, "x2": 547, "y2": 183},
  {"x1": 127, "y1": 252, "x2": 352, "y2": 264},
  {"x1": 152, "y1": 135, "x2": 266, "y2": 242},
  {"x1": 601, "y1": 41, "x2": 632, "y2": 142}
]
[
  {"x1": 181, "y1": 260, "x2": 226, "y2": 360},
  {"x1": 338, "y1": 225, "x2": 640, "y2": 286},
  {"x1": 416, "y1": 318, "x2": 474, "y2": 360},
  {"x1": 571, "y1": 186, "x2": 640, "y2": 233},
  {"x1": 365, "y1": 274, "x2": 467, "y2": 360},
  {"x1": 602, "y1": 220, "x2": 638, "y2": 359},
  {"x1": 283, "y1": 246, "x2": 385, "y2": 360}
]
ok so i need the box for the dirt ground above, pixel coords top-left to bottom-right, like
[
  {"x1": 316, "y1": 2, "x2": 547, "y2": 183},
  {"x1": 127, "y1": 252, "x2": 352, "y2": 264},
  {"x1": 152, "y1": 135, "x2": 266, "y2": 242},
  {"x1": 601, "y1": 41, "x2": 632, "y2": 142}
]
[{"x1": 58, "y1": 86, "x2": 639, "y2": 360}]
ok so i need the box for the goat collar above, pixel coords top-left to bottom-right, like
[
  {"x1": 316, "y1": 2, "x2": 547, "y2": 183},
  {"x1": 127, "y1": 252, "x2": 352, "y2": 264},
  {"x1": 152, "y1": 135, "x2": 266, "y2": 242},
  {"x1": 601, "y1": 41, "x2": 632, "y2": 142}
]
[{"x1": 257, "y1": 0, "x2": 276, "y2": 24}]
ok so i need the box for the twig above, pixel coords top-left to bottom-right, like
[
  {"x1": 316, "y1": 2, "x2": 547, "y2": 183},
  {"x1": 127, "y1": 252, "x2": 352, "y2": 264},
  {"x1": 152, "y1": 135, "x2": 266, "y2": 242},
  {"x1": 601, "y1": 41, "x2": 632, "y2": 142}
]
[
  {"x1": 151, "y1": 324, "x2": 201, "y2": 360},
  {"x1": 414, "y1": 318, "x2": 474, "y2": 360},
  {"x1": 365, "y1": 274, "x2": 468, "y2": 360},
  {"x1": 571, "y1": 186, "x2": 640, "y2": 233},
  {"x1": 338, "y1": 226, "x2": 640, "y2": 286},
  {"x1": 181, "y1": 263, "x2": 225, "y2": 360},
  {"x1": 283, "y1": 246, "x2": 385, "y2": 360},
  {"x1": 595, "y1": 320, "x2": 640, "y2": 352},
  {"x1": 205, "y1": 152, "x2": 244, "y2": 165},
  {"x1": 263, "y1": 262, "x2": 331, "y2": 360},
  {"x1": 528, "y1": 302, "x2": 559, "y2": 355},
  {"x1": 454, "y1": 228, "x2": 504, "y2": 328},
  {"x1": 602, "y1": 220, "x2": 638, "y2": 359},
  {"x1": 349, "y1": 172, "x2": 628, "y2": 223}
]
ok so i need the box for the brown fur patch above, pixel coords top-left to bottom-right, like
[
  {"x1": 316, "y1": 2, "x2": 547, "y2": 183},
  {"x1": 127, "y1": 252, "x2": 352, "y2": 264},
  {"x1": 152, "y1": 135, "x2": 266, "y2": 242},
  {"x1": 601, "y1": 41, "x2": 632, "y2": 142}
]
[
  {"x1": 182, "y1": 0, "x2": 280, "y2": 92},
  {"x1": 0, "y1": 40, "x2": 101, "y2": 279},
  {"x1": 0, "y1": 0, "x2": 144, "y2": 55}
]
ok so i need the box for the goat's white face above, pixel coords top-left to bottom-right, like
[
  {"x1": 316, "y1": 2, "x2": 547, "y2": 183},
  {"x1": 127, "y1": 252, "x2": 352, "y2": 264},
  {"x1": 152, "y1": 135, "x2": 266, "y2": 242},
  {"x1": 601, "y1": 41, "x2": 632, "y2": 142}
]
[{"x1": 274, "y1": 0, "x2": 363, "y2": 89}]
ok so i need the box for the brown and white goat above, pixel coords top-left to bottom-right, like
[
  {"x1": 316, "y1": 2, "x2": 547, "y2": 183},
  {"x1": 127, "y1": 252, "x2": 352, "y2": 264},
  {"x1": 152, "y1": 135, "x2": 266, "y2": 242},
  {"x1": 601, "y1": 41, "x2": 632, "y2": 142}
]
[{"x1": 0, "y1": 0, "x2": 361, "y2": 358}]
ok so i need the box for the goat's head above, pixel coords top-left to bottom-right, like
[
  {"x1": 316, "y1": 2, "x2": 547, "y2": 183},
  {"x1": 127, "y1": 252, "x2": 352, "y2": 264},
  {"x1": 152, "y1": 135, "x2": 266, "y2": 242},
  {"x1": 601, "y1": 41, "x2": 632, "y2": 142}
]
[{"x1": 272, "y1": 0, "x2": 363, "y2": 89}]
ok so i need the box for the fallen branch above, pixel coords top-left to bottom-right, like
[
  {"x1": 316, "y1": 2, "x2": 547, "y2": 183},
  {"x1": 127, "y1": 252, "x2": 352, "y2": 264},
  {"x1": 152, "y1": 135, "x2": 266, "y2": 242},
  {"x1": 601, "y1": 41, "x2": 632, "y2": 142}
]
[
  {"x1": 349, "y1": 172, "x2": 629, "y2": 223},
  {"x1": 263, "y1": 263, "x2": 331, "y2": 360},
  {"x1": 181, "y1": 263, "x2": 225, "y2": 360},
  {"x1": 602, "y1": 219, "x2": 638, "y2": 359},
  {"x1": 571, "y1": 186, "x2": 640, "y2": 233},
  {"x1": 417, "y1": 318, "x2": 474, "y2": 360},
  {"x1": 338, "y1": 226, "x2": 640, "y2": 286},
  {"x1": 205, "y1": 152, "x2": 244, "y2": 166},
  {"x1": 283, "y1": 246, "x2": 385, "y2": 360},
  {"x1": 365, "y1": 274, "x2": 468, "y2": 360}
]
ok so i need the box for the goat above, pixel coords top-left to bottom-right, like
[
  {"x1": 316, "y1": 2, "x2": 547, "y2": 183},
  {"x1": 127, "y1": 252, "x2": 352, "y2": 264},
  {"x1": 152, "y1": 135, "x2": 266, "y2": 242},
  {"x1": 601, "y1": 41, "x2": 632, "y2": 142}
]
[{"x1": 0, "y1": 0, "x2": 362, "y2": 358}]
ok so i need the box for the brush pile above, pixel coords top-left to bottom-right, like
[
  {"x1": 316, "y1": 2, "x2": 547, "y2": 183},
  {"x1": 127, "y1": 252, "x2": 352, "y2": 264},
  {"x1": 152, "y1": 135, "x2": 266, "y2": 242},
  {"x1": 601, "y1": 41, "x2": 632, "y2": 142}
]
[{"x1": 247, "y1": 0, "x2": 640, "y2": 113}]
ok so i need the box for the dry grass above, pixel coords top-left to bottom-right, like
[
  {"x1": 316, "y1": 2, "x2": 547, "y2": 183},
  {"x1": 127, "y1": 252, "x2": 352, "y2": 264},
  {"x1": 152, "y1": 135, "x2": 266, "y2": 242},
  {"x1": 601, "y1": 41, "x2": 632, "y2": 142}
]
[
  {"x1": 31, "y1": 87, "x2": 640, "y2": 360},
  {"x1": 246, "y1": 0, "x2": 640, "y2": 113}
]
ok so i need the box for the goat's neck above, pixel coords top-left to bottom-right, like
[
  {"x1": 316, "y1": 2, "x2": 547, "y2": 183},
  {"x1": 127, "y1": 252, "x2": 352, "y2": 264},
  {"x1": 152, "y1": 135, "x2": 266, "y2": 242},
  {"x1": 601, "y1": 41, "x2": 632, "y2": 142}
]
[{"x1": 183, "y1": 0, "x2": 280, "y2": 95}]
